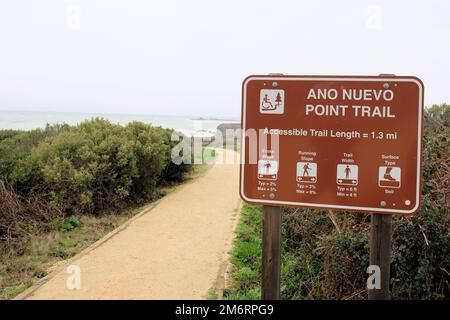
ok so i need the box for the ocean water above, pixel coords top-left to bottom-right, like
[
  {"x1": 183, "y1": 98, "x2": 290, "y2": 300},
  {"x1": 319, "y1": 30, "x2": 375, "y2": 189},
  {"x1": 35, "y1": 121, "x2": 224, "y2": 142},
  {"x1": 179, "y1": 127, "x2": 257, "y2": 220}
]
[{"x1": 0, "y1": 110, "x2": 239, "y2": 137}]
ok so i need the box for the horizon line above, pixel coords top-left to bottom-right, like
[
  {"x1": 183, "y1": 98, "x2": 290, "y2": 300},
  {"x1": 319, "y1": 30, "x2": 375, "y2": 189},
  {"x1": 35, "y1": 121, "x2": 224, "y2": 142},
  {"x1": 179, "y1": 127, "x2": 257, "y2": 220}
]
[{"x1": 0, "y1": 109, "x2": 241, "y2": 121}]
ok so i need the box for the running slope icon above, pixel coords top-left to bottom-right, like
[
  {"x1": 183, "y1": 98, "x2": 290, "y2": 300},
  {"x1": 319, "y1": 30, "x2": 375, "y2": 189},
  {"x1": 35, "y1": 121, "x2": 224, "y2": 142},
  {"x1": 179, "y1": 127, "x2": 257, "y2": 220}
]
[{"x1": 296, "y1": 162, "x2": 317, "y2": 183}]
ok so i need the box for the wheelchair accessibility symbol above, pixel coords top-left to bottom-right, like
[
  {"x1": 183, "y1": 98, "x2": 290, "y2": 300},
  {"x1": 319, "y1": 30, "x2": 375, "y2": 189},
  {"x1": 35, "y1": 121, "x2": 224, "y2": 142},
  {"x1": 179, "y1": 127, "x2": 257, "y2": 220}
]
[{"x1": 260, "y1": 89, "x2": 284, "y2": 114}]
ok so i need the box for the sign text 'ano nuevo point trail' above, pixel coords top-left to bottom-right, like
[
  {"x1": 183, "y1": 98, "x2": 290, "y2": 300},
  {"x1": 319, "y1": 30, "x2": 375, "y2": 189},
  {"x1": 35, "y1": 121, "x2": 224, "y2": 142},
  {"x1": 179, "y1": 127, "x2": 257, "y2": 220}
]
[{"x1": 240, "y1": 74, "x2": 424, "y2": 300}]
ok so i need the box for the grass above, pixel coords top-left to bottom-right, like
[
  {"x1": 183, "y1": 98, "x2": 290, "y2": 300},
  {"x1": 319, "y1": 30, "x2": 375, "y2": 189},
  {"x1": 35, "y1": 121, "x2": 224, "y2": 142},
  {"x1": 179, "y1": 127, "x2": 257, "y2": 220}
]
[
  {"x1": 207, "y1": 286, "x2": 218, "y2": 300},
  {"x1": 223, "y1": 204, "x2": 363, "y2": 300},
  {"x1": 200, "y1": 147, "x2": 218, "y2": 166},
  {"x1": 0, "y1": 153, "x2": 216, "y2": 300},
  {"x1": 224, "y1": 204, "x2": 374, "y2": 300},
  {"x1": 225, "y1": 202, "x2": 449, "y2": 300},
  {"x1": 224, "y1": 203, "x2": 263, "y2": 300}
]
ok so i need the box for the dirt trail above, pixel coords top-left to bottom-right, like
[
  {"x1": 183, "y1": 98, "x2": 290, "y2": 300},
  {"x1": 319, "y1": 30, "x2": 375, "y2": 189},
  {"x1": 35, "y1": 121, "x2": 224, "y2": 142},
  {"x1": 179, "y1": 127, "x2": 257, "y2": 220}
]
[{"x1": 19, "y1": 148, "x2": 240, "y2": 300}]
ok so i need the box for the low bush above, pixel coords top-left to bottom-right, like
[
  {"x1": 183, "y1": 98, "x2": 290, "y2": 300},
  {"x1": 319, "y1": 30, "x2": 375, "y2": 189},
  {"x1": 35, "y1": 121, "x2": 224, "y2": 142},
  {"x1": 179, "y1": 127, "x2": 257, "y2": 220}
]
[
  {"x1": 0, "y1": 118, "x2": 192, "y2": 245},
  {"x1": 0, "y1": 182, "x2": 59, "y2": 245}
]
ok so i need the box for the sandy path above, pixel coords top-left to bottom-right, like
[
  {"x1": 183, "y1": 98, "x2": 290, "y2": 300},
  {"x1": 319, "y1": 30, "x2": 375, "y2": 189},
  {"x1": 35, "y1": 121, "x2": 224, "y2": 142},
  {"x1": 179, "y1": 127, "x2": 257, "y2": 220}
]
[{"x1": 20, "y1": 148, "x2": 240, "y2": 300}]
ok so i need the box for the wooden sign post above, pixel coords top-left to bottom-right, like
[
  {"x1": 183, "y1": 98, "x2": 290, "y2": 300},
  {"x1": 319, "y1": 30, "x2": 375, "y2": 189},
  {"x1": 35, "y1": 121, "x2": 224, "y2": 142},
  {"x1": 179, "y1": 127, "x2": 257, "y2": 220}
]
[
  {"x1": 368, "y1": 213, "x2": 393, "y2": 299},
  {"x1": 239, "y1": 74, "x2": 424, "y2": 300},
  {"x1": 262, "y1": 205, "x2": 282, "y2": 300}
]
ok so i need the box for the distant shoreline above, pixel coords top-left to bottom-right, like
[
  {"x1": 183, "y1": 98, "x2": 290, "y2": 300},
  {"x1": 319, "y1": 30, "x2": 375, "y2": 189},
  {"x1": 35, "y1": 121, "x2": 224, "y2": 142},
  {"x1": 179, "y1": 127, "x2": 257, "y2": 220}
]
[
  {"x1": 0, "y1": 110, "x2": 240, "y2": 137},
  {"x1": 190, "y1": 117, "x2": 240, "y2": 122},
  {"x1": 0, "y1": 109, "x2": 239, "y2": 121}
]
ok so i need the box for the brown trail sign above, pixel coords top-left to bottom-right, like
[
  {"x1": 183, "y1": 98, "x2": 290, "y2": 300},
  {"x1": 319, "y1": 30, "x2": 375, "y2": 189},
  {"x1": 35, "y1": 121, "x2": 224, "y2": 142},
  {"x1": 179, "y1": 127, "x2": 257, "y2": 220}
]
[{"x1": 239, "y1": 75, "x2": 424, "y2": 300}]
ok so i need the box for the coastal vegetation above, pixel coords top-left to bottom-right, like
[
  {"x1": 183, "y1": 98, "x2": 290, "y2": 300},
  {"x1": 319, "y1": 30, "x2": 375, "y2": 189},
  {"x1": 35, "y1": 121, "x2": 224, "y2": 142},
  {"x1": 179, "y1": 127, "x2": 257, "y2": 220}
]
[
  {"x1": 225, "y1": 104, "x2": 449, "y2": 300},
  {"x1": 0, "y1": 118, "x2": 199, "y2": 298}
]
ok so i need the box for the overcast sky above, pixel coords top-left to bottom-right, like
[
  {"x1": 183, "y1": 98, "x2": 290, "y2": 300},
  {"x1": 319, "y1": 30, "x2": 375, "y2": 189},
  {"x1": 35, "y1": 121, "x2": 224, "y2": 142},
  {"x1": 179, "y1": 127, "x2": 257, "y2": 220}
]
[{"x1": 0, "y1": 0, "x2": 448, "y2": 118}]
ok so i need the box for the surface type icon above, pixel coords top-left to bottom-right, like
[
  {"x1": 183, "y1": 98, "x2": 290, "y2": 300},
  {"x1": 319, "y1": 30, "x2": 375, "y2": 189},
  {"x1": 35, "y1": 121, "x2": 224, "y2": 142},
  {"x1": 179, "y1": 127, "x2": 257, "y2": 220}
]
[
  {"x1": 260, "y1": 89, "x2": 285, "y2": 114},
  {"x1": 378, "y1": 166, "x2": 401, "y2": 188},
  {"x1": 258, "y1": 159, "x2": 278, "y2": 180},
  {"x1": 337, "y1": 164, "x2": 358, "y2": 185},
  {"x1": 296, "y1": 162, "x2": 317, "y2": 183}
]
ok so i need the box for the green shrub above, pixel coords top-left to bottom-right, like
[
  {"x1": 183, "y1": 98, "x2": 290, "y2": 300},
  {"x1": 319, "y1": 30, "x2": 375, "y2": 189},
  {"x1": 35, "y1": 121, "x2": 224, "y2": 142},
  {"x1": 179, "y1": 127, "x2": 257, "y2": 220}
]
[
  {"x1": 0, "y1": 130, "x2": 21, "y2": 141},
  {"x1": 18, "y1": 118, "x2": 190, "y2": 213},
  {"x1": 0, "y1": 124, "x2": 69, "y2": 191},
  {"x1": 280, "y1": 104, "x2": 449, "y2": 299},
  {"x1": 0, "y1": 118, "x2": 193, "y2": 244},
  {"x1": 161, "y1": 134, "x2": 193, "y2": 183},
  {"x1": 62, "y1": 217, "x2": 81, "y2": 232},
  {"x1": 29, "y1": 119, "x2": 136, "y2": 212},
  {"x1": 125, "y1": 121, "x2": 171, "y2": 201}
]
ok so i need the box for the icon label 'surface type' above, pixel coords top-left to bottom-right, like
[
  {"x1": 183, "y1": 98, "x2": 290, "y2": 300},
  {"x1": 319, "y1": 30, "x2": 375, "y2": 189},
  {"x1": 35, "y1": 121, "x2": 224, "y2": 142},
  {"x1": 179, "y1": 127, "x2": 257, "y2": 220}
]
[{"x1": 240, "y1": 75, "x2": 424, "y2": 215}]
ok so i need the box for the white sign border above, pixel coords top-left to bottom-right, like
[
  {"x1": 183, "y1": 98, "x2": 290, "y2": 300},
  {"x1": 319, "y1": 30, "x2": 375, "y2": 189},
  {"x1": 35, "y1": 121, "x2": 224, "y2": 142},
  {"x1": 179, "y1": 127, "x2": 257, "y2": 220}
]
[{"x1": 240, "y1": 76, "x2": 423, "y2": 214}]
